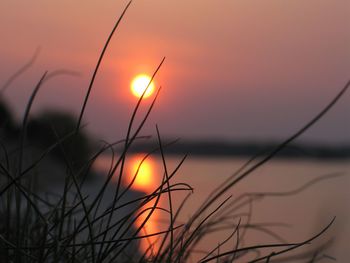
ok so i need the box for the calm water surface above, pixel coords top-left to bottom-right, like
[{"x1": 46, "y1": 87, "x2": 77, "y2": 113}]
[{"x1": 95, "y1": 154, "x2": 350, "y2": 262}]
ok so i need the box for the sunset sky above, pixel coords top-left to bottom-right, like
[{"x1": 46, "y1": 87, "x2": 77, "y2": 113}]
[{"x1": 0, "y1": 0, "x2": 349, "y2": 144}]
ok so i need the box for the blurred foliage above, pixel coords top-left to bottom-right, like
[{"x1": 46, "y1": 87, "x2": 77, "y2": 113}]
[
  {"x1": 27, "y1": 111, "x2": 92, "y2": 172},
  {"x1": 0, "y1": 99, "x2": 19, "y2": 138}
]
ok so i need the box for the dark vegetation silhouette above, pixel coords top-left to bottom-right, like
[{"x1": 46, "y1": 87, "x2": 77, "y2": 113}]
[
  {"x1": 0, "y1": 99, "x2": 19, "y2": 139},
  {"x1": 26, "y1": 111, "x2": 92, "y2": 172},
  {"x1": 0, "y1": 1, "x2": 349, "y2": 262},
  {"x1": 127, "y1": 140, "x2": 350, "y2": 159}
]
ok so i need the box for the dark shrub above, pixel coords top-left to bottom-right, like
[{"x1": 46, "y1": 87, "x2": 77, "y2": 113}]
[
  {"x1": 27, "y1": 111, "x2": 92, "y2": 172},
  {"x1": 0, "y1": 99, "x2": 18, "y2": 138}
]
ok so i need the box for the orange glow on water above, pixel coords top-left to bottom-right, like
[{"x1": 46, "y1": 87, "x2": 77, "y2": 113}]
[
  {"x1": 135, "y1": 200, "x2": 162, "y2": 256},
  {"x1": 126, "y1": 155, "x2": 164, "y2": 257},
  {"x1": 94, "y1": 154, "x2": 165, "y2": 257},
  {"x1": 127, "y1": 155, "x2": 155, "y2": 192}
]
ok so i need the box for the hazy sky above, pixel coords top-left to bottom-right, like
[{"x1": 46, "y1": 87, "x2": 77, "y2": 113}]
[{"x1": 1, "y1": 0, "x2": 349, "y2": 144}]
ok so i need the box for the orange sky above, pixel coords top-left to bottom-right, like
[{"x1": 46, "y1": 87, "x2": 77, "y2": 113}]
[{"x1": 0, "y1": 0, "x2": 349, "y2": 143}]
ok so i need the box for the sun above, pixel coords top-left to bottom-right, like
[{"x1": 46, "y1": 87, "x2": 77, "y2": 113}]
[{"x1": 130, "y1": 74, "x2": 155, "y2": 99}]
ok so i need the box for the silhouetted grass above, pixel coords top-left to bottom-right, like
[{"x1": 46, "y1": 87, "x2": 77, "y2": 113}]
[{"x1": 0, "y1": 1, "x2": 349, "y2": 262}]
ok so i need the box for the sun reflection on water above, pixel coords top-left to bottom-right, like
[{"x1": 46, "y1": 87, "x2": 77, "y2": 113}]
[
  {"x1": 126, "y1": 155, "x2": 164, "y2": 257},
  {"x1": 94, "y1": 154, "x2": 166, "y2": 257},
  {"x1": 126, "y1": 155, "x2": 155, "y2": 192}
]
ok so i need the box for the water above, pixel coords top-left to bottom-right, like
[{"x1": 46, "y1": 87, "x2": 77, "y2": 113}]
[{"x1": 94, "y1": 154, "x2": 350, "y2": 262}]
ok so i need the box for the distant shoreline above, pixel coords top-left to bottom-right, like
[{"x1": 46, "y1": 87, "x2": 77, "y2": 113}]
[{"x1": 119, "y1": 140, "x2": 350, "y2": 160}]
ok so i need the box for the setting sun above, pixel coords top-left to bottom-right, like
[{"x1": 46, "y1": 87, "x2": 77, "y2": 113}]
[{"x1": 130, "y1": 74, "x2": 155, "y2": 99}]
